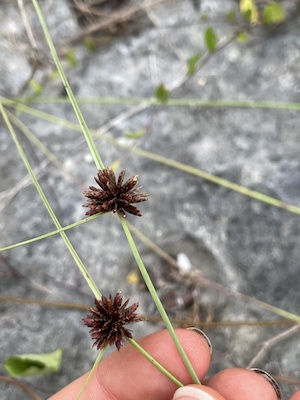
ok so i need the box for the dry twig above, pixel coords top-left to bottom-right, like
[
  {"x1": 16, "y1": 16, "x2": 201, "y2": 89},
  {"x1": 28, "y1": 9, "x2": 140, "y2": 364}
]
[
  {"x1": 246, "y1": 324, "x2": 300, "y2": 369},
  {"x1": 0, "y1": 376, "x2": 41, "y2": 400}
]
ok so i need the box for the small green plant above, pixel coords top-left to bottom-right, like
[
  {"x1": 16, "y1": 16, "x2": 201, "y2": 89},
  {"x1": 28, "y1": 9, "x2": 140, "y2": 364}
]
[
  {"x1": 1, "y1": 1, "x2": 202, "y2": 397},
  {"x1": 263, "y1": 2, "x2": 285, "y2": 24},
  {"x1": 204, "y1": 27, "x2": 218, "y2": 52},
  {"x1": 240, "y1": 0, "x2": 259, "y2": 23},
  {"x1": 65, "y1": 48, "x2": 77, "y2": 68},
  {"x1": 187, "y1": 53, "x2": 202, "y2": 75},
  {"x1": 155, "y1": 83, "x2": 170, "y2": 103},
  {"x1": 1, "y1": 1, "x2": 299, "y2": 398},
  {"x1": 29, "y1": 79, "x2": 43, "y2": 95}
]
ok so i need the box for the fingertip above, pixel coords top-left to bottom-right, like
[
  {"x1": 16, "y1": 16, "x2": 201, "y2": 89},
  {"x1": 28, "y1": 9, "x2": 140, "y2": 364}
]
[
  {"x1": 186, "y1": 328, "x2": 212, "y2": 356},
  {"x1": 172, "y1": 385, "x2": 226, "y2": 400},
  {"x1": 249, "y1": 368, "x2": 282, "y2": 400},
  {"x1": 206, "y1": 368, "x2": 281, "y2": 400},
  {"x1": 289, "y1": 390, "x2": 300, "y2": 400}
]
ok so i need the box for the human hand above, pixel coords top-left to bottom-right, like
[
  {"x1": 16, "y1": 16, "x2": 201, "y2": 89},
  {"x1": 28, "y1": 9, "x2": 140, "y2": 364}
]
[{"x1": 49, "y1": 328, "x2": 300, "y2": 400}]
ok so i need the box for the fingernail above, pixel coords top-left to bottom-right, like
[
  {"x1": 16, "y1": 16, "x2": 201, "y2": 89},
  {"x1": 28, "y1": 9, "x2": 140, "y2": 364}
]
[
  {"x1": 186, "y1": 327, "x2": 212, "y2": 356},
  {"x1": 172, "y1": 386, "x2": 215, "y2": 400},
  {"x1": 249, "y1": 368, "x2": 282, "y2": 400}
]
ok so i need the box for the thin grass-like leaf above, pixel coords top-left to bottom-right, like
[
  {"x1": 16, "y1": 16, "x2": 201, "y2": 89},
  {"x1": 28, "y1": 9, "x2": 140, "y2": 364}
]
[
  {"x1": 126, "y1": 337, "x2": 183, "y2": 387},
  {"x1": 0, "y1": 102, "x2": 101, "y2": 299},
  {"x1": 31, "y1": 0, "x2": 104, "y2": 171},
  {"x1": 6, "y1": 110, "x2": 80, "y2": 184},
  {"x1": 3, "y1": 98, "x2": 300, "y2": 216},
  {"x1": 126, "y1": 222, "x2": 300, "y2": 324},
  {"x1": 27, "y1": 1, "x2": 200, "y2": 385},
  {"x1": 77, "y1": 348, "x2": 106, "y2": 400},
  {"x1": 120, "y1": 217, "x2": 200, "y2": 384},
  {"x1": 6, "y1": 95, "x2": 300, "y2": 111}
]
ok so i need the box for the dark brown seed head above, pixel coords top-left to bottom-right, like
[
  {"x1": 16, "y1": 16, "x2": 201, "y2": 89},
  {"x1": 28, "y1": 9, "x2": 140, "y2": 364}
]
[
  {"x1": 83, "y1": 168, "x2": 149, "y2": 218},
  {"x1": 83, "y1": 292, "x2": 145, "y2": 351}
]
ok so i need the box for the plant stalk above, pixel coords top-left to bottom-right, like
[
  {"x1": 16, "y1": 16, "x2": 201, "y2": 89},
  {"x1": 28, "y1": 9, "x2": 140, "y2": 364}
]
[{"x1": 120, "y1": 216, "x2": 200, "y2": 384}]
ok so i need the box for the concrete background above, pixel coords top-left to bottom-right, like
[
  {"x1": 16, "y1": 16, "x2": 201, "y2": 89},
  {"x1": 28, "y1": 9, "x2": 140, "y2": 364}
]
[{"x1": 1, "y1": 0, "x2": 300, "y2": 398}]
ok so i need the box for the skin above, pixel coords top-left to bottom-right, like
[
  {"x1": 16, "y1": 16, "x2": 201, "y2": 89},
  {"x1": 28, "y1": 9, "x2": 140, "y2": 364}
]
[{"x1": 49, "y1": 329, "x2": 300, "y2": 400}]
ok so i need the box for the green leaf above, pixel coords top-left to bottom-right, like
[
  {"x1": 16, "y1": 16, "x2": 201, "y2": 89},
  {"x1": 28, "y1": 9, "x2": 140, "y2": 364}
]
[
  {"x1": 155, "y1": 84, "x2": 169, "y2": 103},
  {"x1": 50, "y1": 70, "x2": 60, "y2": 80},
  {"x1": 187, "y1": 53, "x2": 202, "y2": 75},
  {"x1": 240, "y1": 0, "x2": 259, "y2": 24},
  {"x1": 4, "y1": 349, "x2": 63, "y2": 377},
  {"x1": 83, "y1": 36, "x2": 96, "y2": 52},
  {"x1": 204, "y1": 27, "x2": 218, "y2": 52},
  {"x1": 263, "y1": 2, "x2": 285, "y2": 24},
  {"x1": 226, "y1": 9, "x2": 236, "y2": 23},
  {"x1": 125, "y1": 129, "x2": 146, "y2": 139},
  {"x1": 29, "y1": 79, "x2": 43, "y2": 94},
  {"x1": 66, "y1": 49, "x2": 77, "y2": 68},
  {"x1": 236, "y1": 32, "x2": 249, "y2": 43}
]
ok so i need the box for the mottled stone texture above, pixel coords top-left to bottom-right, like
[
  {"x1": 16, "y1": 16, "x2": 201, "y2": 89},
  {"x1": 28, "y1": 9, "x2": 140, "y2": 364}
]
[{"x1": 1, "y1": 0, "x2": 300, "y2": 398}]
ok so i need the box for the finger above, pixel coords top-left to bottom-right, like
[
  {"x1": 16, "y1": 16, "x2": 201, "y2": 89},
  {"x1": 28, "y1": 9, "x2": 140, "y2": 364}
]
[
  {"x1": 49, "y1": 328, "x2": 212, "y2": 400},
  {"x1": 173, "y1": 384, "x2": 226, "y2": 400},
  {"x1": 289, "y1": 390, "x2": 300, "y2": 400},
  {"x1": 205, "y1": 368, "x2": 281, "y2": 400}
]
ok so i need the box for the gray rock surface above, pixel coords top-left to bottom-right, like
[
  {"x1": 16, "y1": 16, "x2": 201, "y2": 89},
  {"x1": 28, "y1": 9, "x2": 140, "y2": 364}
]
[{"x1": 1, "y1": 0, "x2": 300, "y2": 398}]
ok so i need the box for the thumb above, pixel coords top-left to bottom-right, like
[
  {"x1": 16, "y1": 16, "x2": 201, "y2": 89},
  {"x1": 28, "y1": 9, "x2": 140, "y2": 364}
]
[{"x1": 172, "y1": 385, "x2": 226, "y2": 400}]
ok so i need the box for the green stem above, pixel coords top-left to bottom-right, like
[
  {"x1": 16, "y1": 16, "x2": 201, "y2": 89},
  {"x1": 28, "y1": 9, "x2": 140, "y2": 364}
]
[
  {"x1": 124, "y1": 145, "x2": 300, "y2": 216},
  {"x1": 0, "y1": 102, "x2": 101, "y2": 299},
  {"x1": 77, "y1": 347, "x2": 106, "y2": 400},
  {"x1": 126, "y1": 337, "x2": 183, "y2": 387},
  {"x1": 30, "y1": 0, "x2": 104, "y2": 171},
  {"x1": 127, "y1": 222, "x2": 300, "y2": 324},
  {"x1": 2, "y1": 214, "x2": 300, "y2": 323},
  {"x1": 27, "y1": 2, "x2": 199, "y2": 382},
  {"x1": 7, "y1": 109, "x2": 78, "y2": 182},
  {"x1": 0, "y1": 215, "x2": 100, "y2": 253},
  {"x1": 4, "y1": 97, "x2": 300, "y2": 216},
  {"x1": 120, "y1": 217, "x2": 200, "y2": 384},
  {"x1": 9, "y1": 95, "x2": 300, "y2": 111}
]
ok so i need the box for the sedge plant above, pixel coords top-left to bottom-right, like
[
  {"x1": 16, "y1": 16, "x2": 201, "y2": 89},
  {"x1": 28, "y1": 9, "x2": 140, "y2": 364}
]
[{"x1": 2, "y1": 0, "x2": 203, "y2": 397}]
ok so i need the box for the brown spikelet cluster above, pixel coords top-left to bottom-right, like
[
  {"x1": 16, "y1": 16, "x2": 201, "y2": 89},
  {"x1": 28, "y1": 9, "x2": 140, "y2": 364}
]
[
  {"x1": 83, "y1": 167, "x2": 149, "y2": 218},
  {"x1": 83, "y1": 292, "x2": 145, "y2": 351}
]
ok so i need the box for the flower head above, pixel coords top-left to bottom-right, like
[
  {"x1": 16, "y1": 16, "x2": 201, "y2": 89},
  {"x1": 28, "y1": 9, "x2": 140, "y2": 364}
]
[
  {"x1": 83, "y1": 292, "x2": 144, "y2": 351},
  {"x1": 83, "y1": 168, "x2": 149, "y2": 218}
]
